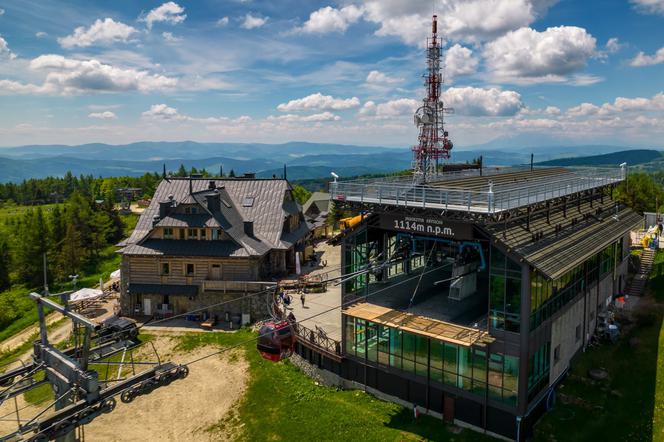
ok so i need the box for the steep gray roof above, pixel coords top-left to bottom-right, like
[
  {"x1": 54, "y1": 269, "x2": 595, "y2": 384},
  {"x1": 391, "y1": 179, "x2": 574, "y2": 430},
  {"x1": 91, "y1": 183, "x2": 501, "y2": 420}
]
[
  {"x1": 303, "y1": 192, "x2": 330, "y2": 216},
  {"x1": 119, "y1": 177, "x2": 309, "y2": 257}
]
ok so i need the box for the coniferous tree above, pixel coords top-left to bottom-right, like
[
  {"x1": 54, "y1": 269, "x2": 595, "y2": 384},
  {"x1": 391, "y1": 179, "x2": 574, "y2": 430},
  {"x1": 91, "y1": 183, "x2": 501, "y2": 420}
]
[{"x1": 0, "y1": 235, "x2": 11, "y2": 291}]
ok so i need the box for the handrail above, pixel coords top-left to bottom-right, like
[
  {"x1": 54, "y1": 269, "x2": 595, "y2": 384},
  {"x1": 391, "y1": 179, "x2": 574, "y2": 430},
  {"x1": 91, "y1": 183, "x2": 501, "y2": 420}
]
[
  {"x1": 294, "y1": 323, "x2": 342, "y2": 356},
  {"x1": 330, "y1": 167, "x2": 623, "y2": 214}
]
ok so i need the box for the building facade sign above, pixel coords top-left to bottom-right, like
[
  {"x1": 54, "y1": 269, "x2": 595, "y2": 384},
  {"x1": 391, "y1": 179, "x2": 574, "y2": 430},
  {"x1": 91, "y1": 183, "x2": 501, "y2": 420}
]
[{"x1": 378, "y1": 213, "x2": 473, "y2": 240}]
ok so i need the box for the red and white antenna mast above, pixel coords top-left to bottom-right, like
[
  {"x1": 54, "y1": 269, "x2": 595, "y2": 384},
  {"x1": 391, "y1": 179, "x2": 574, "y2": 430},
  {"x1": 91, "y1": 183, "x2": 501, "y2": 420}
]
[{"x1": 412, "y1": 14, "x2": 453, "y2": 181}]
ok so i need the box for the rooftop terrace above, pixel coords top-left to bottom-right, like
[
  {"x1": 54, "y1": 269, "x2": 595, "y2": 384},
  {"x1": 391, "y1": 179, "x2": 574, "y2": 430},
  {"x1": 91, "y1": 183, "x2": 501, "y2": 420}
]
[{"x1": 330, "y1": 166, "x2": 626, "y2": 215}]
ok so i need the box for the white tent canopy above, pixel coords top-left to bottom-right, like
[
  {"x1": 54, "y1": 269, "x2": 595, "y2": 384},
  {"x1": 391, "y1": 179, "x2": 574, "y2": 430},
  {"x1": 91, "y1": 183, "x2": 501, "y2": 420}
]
[
  {"x1": 110, "y1": 269, "x2": 121, "y2": 279},
  {"x1": 69, "y1": 287, "x2": 104, "y2": 302}
]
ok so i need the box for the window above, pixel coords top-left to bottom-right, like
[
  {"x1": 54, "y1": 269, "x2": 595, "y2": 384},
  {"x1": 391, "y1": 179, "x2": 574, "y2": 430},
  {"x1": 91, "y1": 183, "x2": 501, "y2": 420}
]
[
  {"x1": 186, "y1": 263, "x2": 195, "y2": 276},
  {"x1": 554, "y1": 345, "x2": 561, "y2": 364},
  {"x1": 212, "y1": 229, "x2": 221, "y2": 240},
  {"x1": 200, "y1": 229, "x2": 206, "y2": 240},
  {"x1": 188, "y1": 228, "x2": 197, "y2": 239},
  {"x1": 191, "y1": 207, "x2": 198, "y2": 214},
  {"x1": 490, "y1": 246, "x2": 521, "y2": 332},
  {"x1": 179, "y1": 228, "x2": 185, "y2": 239},
  {"x1": 163, "y1": 228, "x2": 174, "y2": 239},
  {"x1": 242, "y1": 196, "x2": 255, "y2": 207},
  {"x1": 575, "y1": 324, "x2": 582, "y2": 342},
  {"x1": 161, "y1": 263, "x2": 170, "y2": 275}
]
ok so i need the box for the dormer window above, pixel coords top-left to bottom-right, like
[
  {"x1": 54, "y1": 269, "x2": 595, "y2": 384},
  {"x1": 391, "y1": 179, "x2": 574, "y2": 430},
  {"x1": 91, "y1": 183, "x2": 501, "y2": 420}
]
[
  {"x1": 164, "y1": 228, "x2": 174, "y2": 239},
  {"x1": 188, "y1": 228, "x2": 197, "y2": 239},
  {"x1": 200, "y1": 229, "x2": 207, "y2": 240},
  {"x1": 212, "y1": 229, "x2": 222, "y2": 240},
  {"x1": 191, "y1": 207, "x2": 198, "y2": 214}
]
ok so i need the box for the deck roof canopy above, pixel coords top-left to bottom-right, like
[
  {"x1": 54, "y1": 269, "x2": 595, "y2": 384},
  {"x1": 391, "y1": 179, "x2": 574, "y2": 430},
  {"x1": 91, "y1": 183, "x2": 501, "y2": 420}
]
[
  {"x1": 486, "y1": 199, "x2": 642, "y2": 280},
  {"x1": 344, "y1": 302, "x2": 494, "y2": 347}
]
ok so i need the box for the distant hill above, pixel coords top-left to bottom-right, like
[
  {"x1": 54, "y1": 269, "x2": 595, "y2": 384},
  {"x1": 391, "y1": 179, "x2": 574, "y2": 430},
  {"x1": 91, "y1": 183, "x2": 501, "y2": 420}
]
[
  {"x1": 1, "y1": 140, "x2": 659, "y2": 183},
  {"x1": 536, "y1": 149, "x2": 662, "y2": 167}
]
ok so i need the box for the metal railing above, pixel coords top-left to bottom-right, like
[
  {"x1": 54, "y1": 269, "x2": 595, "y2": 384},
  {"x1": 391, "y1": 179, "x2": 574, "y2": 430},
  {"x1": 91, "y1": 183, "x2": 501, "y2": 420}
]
[
  {"x1": 330, "y1": 166, "x2": 625, "y2": 214},
  {"x1": 294, "y1": 323, "x2": 342, "y2": 357},
  {"x1": 202, "y1": 280, "x2": 275, "y2": 293}
]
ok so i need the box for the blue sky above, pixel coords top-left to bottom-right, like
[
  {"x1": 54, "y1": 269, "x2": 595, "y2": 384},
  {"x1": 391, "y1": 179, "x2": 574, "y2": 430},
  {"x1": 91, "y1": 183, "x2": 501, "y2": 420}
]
[{"x1": 0, "y1": 0, "x2": 662, "y2": 148}]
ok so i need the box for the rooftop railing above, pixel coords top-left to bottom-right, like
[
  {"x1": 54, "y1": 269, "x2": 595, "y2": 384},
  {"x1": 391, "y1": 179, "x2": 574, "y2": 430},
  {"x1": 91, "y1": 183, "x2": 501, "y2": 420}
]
[{"x1": 329, "y1": 166, "x2": 625, "y2": 214}]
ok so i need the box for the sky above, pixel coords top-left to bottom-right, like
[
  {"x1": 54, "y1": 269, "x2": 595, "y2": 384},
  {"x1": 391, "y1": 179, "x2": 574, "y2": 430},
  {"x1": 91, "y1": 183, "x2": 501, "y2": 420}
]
[{"x1": 0, "y1": 0, "x2": 663, "y2": 148}]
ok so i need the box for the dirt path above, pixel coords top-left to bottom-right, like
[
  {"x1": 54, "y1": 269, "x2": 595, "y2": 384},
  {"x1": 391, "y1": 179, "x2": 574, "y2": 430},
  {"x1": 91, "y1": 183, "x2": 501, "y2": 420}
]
[
  {"x1": 84, "y1": 334, "x2": 248, "y2": 441},
  {"x1": 0, "y1": 313, "x2": 64, "y2": 354}
]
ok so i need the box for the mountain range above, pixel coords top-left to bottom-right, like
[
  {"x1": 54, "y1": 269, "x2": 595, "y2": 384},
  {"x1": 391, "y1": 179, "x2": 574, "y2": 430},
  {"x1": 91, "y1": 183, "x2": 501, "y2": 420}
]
[{"x1": 0, "y1": 141, "x2": 660, "y2": 183}]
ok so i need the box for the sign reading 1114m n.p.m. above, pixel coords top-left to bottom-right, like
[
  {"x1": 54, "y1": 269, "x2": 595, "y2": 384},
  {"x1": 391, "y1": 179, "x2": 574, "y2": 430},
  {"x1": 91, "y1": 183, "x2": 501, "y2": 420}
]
[{"x1": 379, "y1": 214, "x2": 473, "y2": 240}]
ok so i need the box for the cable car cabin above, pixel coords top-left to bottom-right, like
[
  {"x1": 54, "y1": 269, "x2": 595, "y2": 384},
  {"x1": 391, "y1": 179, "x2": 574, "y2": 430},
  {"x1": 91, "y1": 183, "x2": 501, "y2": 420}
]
[{"x1": 257, "y1": 320, "x2": 295, "y2": 362}]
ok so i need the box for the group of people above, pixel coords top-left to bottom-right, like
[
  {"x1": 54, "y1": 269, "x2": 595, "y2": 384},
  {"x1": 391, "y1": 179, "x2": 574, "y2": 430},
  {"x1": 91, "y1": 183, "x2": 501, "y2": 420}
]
[{"x1": 277, "y1": 289, "x2": 306, "y2": 308}]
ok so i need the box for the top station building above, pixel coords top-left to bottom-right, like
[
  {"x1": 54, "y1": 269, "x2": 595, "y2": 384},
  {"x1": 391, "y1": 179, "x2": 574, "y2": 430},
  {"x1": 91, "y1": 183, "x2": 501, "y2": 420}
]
[{"x1": 293, "y1": 15, "x2": 643, "y2": 441}]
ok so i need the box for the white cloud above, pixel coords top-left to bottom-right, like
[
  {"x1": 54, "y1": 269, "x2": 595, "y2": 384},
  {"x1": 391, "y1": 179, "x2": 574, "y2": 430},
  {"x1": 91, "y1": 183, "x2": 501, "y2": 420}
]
[
  {"x1": 545, "y1": 106, "x2": 561, "y2": 115},
  {"x1": 140, "y1": 2, "x2": 186, "y2": 30},
  {"x1": 0, "y1": 36, "x2": 16, "y2": 60},
  {"x1": 162, "y1": 32, "x2": 181, "y2": 43},
  {"x1": 483, "y1": 26, "x2": 597, "y2": 83},
  {"x1": 58, "y1": 18, "x2": 137, "y2": 49},
  {"x1": 0, "y1": 55, "x2": 177, "y2": 95},
  {"x1": 216, "y1": 17, "x2": 229, "y2": 27},
  {"x1": 88, "y1": 111, "x2": 117, "y2": 119},
  {"x1": 442, "y1": 87, "x2": 524, "y2": 116},
  {"x1": 630, "y1": 46, "x2": 664, "y2": 67},
  {"x1": 444, "y1": 44, "x2": 478, "y2": 78},
  {"x1": 567, "y1": 102, "x2": 600, "y2": 117},
  {"x1": 35, "y1": 31, "x2": 47, "y2": 38},
  {"x1": 295, "y1": 5, "x2": 363, "y2": 34},
  {"x1": 365, "y1": 70, "x2": 403, "y2": 85},
  {"x1": 359, "y1": 98, "x2": 419, "y2": 118},
  {"x1": 359, "y1": 0, "x2": 555, "y2": 46},
  {"x1": 142, "y1": 103, "x2": 251, "y2": 125},
  {"x1": 566, "y1": 93, "x2": 664, "y2": 117},
  {"x1": 277, "y1": 93, "x2": 360, "y2": 112},
  {"x1": 631, "y1": 0, "x2": 664, "y2": 15},
  {"x1": 142, "y1": 103, "x2": 183, "y2": 120},
  {"x1": 267, "y1": 112, "x2": 341, "y2": 122},
  {"x1": 241, "y1": 13, "x2": 268, "y2": 30},
  {"x1": 605, "y1": 38, "x2": 621, "y2": 53}
]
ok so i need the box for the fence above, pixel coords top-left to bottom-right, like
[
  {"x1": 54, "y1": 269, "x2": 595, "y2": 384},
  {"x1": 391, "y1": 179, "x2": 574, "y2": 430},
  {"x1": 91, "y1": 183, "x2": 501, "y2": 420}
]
[{"x1": 330, "y1": 167, "x2": 624, "y2": 214}]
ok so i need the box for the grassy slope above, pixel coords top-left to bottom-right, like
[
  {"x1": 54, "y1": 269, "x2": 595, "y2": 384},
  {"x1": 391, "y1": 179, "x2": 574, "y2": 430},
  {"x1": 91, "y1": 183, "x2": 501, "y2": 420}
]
[
  {"x1": 534, "y1": 250, "x2": 664, "y2": 442},
  {"x1": 177, "y1": 332, "x2": 496, "y2": 442}
]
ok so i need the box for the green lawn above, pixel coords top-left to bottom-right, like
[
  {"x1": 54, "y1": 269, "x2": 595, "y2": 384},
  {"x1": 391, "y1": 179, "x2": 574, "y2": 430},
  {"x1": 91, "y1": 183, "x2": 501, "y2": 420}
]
[
  {"x1": 177, "y1": 332, "x2": 496, "y2": 442},
  {"x1": 533, "y1": 250, "x2": 664, "y2": 442}
]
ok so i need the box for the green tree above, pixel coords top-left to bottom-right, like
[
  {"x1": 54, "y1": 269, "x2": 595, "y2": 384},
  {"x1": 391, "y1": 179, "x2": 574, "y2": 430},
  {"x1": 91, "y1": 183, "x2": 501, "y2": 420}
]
[
  {"x1": 291, "y1": 185, "x2": 312, "y2": 205},
  {"x1": 229, "y1": 169, "x2": 236, "y2": 177},
  {"x1": 0, "y1": 235, "x2": 11, "y2": 291},
  {"x1": 615, "y1": 172, "x2": 664, "y2": 213},
  {"x1": 177, "y1": 164, "x2": 187, "y2": 177},
  {"x1": 15, "y1": 207, "x2": 49, "y2": 287}
]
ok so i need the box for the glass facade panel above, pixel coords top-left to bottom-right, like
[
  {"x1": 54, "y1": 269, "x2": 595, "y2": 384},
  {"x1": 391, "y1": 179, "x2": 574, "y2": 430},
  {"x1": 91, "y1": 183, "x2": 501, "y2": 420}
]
[
  {"x1": 366, "y1": 321, "x2": 378, "y2": 362},
  {"x1": 344, "y1": 315, "x2": 519, "y2": 406},
  {"x1": 490, "y1": 246, "x2": 522, "y2": 332},
  {"x1": 529, "y1": 240, "x2": 621, "y2": 330}
]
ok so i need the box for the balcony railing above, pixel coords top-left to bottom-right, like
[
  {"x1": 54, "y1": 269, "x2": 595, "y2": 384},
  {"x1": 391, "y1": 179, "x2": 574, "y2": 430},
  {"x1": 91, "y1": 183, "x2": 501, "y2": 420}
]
[
  {"x1": 202, "y1": 280, "x2": 276, "y2": 293},
  {"x1": 330, "y1": 166, "x2": 625, "y2": 214},
  {"x1": 294, "y1": 323, "x2": 342, "y2": 360}
]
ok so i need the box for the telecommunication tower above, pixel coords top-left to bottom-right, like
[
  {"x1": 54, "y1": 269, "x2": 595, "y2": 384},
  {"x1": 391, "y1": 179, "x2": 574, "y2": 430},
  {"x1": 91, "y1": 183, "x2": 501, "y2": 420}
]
[{"x1": 412, "y1": 15, "x2": 454, "y2": 181}]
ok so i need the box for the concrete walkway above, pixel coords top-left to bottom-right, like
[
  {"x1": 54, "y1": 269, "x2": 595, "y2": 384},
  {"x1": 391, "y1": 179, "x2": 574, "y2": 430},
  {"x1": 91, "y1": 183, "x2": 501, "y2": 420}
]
[{"x1": 288, "y1": 241, "x2": 343, "y2": 341}]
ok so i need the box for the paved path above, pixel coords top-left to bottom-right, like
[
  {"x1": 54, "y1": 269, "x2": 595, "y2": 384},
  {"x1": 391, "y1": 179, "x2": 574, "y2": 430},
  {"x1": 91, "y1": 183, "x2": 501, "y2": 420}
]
[{"x1": 288, "y1": 241, "x2": 343, "y2": 341}]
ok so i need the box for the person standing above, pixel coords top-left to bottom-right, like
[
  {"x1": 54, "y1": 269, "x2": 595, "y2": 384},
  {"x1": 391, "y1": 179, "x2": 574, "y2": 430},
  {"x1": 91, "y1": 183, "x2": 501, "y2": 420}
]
[{"x1": 300, "y1": 291, "x2": 306, "y2": 308}]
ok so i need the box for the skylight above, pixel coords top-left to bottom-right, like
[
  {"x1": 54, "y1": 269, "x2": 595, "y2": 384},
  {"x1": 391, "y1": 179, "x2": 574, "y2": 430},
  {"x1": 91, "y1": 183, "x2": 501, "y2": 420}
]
[{"x1": 242, "y1": 196, "x2": 255, "y2": 207}]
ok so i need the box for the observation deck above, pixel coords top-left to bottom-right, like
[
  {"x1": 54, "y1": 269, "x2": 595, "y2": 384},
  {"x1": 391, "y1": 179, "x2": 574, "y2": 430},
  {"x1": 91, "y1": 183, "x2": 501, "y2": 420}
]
[{"x1": 330, "y1": 166, "x2": 626, "y2": 215}]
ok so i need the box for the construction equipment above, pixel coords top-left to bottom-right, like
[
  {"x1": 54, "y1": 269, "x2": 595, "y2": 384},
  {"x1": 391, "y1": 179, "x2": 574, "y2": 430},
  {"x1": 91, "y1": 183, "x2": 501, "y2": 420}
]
[{"x1": 0, "y1": 293, "x2": 187, "y2": 441}]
